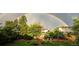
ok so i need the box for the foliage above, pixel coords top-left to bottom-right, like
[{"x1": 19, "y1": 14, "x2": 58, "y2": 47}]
[
  {"x1": 0, "y1": 27, "x2": 17, "y2": 45},
  {"x1": 13, "y1": 19, "x2": 19, "y2": 32},
  {"x1": 0, "y1": 15, "x2": 35, "y2": 45},
  {"x1": 28, "y1": 23, "x2": 42, "y2": 36},
  {"x1": 17, "y1": 34, "x2": 33, "y2": 40},
  {"x1": 72, "y1": 18, "x2": 79, "y2": 33},
  {"x1": 4, "y1": 21, "x2": 15, "y2": 30},
  {"x1": 46, "y1": 28, "x2": 65, "y2": 40},
  {"x1": 1, "y1": 15, "x2": 79, "y2": 46},
  {"x1": 0, "y1": 19, "x2": 19, "y2": 45},
  {"x1": 72, "y1": 18, "x2": 79, "y2": 44},
  {"x1": 18, "y1": 15, "x2": 28, "y2": 35}
]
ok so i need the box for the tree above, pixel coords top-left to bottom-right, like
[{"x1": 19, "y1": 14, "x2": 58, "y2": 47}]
[
  {"x1": 4, "y1": 20, "x2": 20, "y2": 32},
  {"x1": 47, "y1": 28, "x2": 64, "y2": 40},
  {"x1": 72, "y1": 18, "x2": 79, "y2": 33},
  {"x1": 14, "y1": 19, "x2": 18, "y2": 27},
  {"x1": 18, "y1": 15, "x2": 28, "y2": 35},
  {"x1": 72, "y1": 18, "x2": 79, "y2": 44},
  {"x1": 0, "y1": 19, "x2": 20, "y2": 45},
  {"x1": 13, "y1": 19, "x2": 19, "y2": 32},
  {"x1": 28, "y1": 23, "x2": 42, "y2": 37},
  {"x1": 4, "y1": 21, "x2": 15, "y2": 30},
  {"x1": 0, "y1": 26, "x2": 17, "y2": 45}
]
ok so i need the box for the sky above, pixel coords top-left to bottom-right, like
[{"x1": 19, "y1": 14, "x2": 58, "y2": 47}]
[
  {"x1": 26, "y1": 13, "x2": 68, "y2": 29},
  {"x1": 0, "y1": 13, "x2": 79, "y2": 29},
  {"x1": 52, "y1": 13, "x2": 79, "y2": 26}
]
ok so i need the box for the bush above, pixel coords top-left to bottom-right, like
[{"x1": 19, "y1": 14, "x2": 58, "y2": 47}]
[
  {"x1": 75, "y1": 37, "x2": 79, "y2": 45},
  {"x1": 17, "y1": 34, "x2": 33, "y2": 40},
  {"x1": 23, "y1": 34, "x2": 34, "y2": 40},
  {"x1": 46, "y1": 30, "x2": 65, "y2": 40},
  {"x1": 0, "y1": 27, "x2": 17, "y2": 45}
]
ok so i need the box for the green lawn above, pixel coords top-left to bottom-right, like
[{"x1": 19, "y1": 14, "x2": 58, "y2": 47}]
[{"x1": 6, "y1": 39, "x2": 77, "y2": 46}]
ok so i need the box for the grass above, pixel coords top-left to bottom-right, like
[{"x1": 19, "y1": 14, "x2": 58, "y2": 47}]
[
  {"x1": 7, "y1": 39, "x2": 39, "y2": 46},
  {"x1": 6, "y1": 39, "x2": 77, "y2": 46},
  {"x1": 42, "y1": 40, "x2": 77, "y2": 46}
]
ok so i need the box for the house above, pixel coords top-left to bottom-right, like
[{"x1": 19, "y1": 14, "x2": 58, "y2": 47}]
[
  {"x1": 42, "y1": 29, "x2": 49, "y2": 33},
  {"x1": 58, "y1": 26, "x2": 73, "y2": 33}
]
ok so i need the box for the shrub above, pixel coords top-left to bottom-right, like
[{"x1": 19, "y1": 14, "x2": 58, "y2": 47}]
[
  {"x1": 0, "y1": 27, "x2": 17, "y2": 45},
  {"x1": 23, "y1": 34, "x2": 34, "y2": 40},
  {"x1": 17, "y1": 34, "x2": 33, "y2": 40},
  {"x1": 46, "y1": 29, "x2": 65, "y2": 40},
  {"x1": 75, "y1": 37, "x2": 79, "y2": 45}
]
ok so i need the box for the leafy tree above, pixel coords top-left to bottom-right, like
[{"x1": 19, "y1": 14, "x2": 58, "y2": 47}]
[
  {"x1": 0, "y1": 27, "x2": 17, "y2": 45},
  {"x1": 0, "y1": 19, "x2": 19, "y2": 45},
  {"x1": 13, "y1": 19, "x2": 20, "y2": 32},
  {"x1": 4, "y1": 21, "x2": 15, "y2": 30},
  {"x1": 53, "y1": 28, "x2": 64, "y2": 38},
  {"x1": 72, "y1": 18, "x2": 79, "y2": 33},
  {"x1": 18, "y1": 15, "x2": 28, "y2": 35},
  {"x1": 28, "y1": 23, "x2": 42, "y2": 37},
  {"x1": 47, "y1": 28, "x2": 65, "y2": 40},
  {"x1": 72, "y1": 18, "x2": 79, "y2": 44}
]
